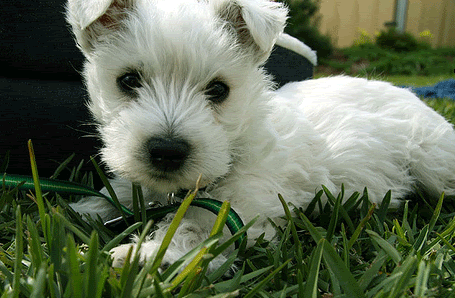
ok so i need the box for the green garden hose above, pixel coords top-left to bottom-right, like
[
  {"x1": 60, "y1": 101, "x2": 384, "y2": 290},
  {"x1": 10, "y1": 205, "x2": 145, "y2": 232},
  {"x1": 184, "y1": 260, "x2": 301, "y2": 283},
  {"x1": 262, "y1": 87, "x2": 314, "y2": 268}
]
[{"x1": 2, "y1": 173, "x2": 245, "y2": 247}]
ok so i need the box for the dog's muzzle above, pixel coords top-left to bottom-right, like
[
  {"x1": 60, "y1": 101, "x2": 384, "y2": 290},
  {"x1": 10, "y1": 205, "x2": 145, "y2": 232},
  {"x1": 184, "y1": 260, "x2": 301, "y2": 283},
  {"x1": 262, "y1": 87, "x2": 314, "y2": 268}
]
[{"x1": 147, "y1": 137, "x2": 190, "y2": 172}]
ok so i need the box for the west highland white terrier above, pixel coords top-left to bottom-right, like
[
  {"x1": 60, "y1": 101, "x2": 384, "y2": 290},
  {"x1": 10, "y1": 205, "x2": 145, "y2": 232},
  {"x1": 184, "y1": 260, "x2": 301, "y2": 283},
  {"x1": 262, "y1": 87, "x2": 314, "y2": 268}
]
[{"x1": 66, "y1": 0, "x2": 455, "y2": 270}]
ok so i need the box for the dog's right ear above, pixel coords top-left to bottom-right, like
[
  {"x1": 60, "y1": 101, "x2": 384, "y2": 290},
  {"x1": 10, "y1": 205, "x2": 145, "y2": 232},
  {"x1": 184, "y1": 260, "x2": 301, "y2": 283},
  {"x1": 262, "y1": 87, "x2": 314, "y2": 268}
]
[
  {"x1": 66, "y1": 0, "x2": 134, "y2": 56},
  {"x1": 212, "y1": 0, "x2": 288, "y2": 64}
]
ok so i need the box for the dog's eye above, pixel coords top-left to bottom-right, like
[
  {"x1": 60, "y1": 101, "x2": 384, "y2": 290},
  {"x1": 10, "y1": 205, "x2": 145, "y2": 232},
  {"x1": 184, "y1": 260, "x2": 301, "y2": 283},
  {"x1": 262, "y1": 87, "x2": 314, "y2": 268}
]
[
  {"x1": 118, "y1": 72, "x2": 142, "y2": 94},
  {"x1": 205, "y1": 80, "x2": 229, "y2": 103}
]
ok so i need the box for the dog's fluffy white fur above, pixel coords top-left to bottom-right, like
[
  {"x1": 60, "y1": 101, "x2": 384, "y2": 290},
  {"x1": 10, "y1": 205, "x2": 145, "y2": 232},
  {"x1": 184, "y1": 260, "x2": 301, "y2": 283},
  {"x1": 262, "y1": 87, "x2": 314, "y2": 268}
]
[{"x1": 67, "y1": 0, "x2": 455, "y2": 270}]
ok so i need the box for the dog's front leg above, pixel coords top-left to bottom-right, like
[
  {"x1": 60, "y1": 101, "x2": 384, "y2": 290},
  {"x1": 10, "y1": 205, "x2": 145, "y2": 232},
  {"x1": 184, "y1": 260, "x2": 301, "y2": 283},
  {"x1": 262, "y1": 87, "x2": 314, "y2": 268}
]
[{"x1": 110, "y1": 208, "x2": 229, "y2": 272}]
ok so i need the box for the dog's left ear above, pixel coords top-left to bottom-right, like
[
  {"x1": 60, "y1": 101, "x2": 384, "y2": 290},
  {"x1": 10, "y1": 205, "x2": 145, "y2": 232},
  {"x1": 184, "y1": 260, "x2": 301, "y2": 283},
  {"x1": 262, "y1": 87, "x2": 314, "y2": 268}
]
[{"x1": 213, "y1": 0, "x2": 288, "y2": 64}]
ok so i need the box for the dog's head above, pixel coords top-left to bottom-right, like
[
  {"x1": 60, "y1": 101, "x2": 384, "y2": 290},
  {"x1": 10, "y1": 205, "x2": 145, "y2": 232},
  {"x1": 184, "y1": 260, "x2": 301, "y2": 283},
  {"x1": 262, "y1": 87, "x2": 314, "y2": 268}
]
[{"x1": 66, "y1": 0, "x2": 287, "y2": 192}]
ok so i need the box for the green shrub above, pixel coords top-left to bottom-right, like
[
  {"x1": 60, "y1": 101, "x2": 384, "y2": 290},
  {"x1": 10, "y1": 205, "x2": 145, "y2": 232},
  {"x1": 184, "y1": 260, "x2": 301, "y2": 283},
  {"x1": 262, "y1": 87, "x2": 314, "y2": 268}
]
[
  {"x1": 375, "y1": 27, "x2": 428, "y2": 52},
  {"x1": 320, "y1": 45, "x2": 455, "y2": 76},
  {"x1": 319, "y1": 26, "x2": 455, "y2": 76}
]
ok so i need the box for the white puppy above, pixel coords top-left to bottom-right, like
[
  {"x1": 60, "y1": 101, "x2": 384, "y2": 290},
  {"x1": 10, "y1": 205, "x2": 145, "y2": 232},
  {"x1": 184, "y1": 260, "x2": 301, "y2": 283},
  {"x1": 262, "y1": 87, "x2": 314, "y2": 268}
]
[{"x1": 66, "y1": 0, "x2": 455, "y2": 270}]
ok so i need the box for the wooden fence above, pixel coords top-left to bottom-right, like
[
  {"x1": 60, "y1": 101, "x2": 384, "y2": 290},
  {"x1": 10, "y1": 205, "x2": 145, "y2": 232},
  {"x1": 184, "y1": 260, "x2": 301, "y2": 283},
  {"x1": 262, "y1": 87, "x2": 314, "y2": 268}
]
[{"x1": 316, "y1": 0, "x2": 455, "y2": 48}]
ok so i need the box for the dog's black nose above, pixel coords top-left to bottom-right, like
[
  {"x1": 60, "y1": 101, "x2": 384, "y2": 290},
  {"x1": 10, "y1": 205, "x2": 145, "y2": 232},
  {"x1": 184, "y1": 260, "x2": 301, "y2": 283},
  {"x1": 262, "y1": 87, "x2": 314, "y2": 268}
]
[{"x1": 147, "y1": 137, "x2": 190, "y2": 172}]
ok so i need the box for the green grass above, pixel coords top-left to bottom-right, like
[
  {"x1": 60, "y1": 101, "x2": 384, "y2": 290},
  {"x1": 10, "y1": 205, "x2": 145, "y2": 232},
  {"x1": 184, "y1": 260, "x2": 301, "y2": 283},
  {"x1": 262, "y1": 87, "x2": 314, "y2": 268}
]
[
  {"x1": 381, "y1": 75, "x2": 454, "y2": 87},
  {"x1": 1, "y1": 76, "x2": 455, "y2": 297}
]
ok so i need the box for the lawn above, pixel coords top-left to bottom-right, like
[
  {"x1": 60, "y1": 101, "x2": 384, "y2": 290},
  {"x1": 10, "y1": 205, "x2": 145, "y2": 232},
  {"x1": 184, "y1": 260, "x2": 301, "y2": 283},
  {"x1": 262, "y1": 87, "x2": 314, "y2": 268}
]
[{"x1": 1, "y1": 75, "x2": 455, "y2": 297}]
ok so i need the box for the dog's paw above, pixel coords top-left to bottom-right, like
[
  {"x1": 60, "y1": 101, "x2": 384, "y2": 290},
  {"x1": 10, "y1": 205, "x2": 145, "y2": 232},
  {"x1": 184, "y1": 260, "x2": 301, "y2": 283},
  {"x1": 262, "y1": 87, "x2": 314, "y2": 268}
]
[
  {"x1": 109, "y1": 240, "x2": 229, "y2": 273},
  {"x1": 110, "y1": 241, "x2": 161, "y2": 268},
  {"x1": 110, "y1": 243, "x2": 138, "y2": 268}
]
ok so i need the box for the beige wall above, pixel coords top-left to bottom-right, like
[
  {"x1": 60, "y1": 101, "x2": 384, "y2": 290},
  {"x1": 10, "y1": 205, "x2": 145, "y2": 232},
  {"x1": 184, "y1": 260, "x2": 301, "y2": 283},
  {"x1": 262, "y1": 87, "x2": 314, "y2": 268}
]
[{"x1": 316, "y1": 0, "x2": 455, "y2": 48}]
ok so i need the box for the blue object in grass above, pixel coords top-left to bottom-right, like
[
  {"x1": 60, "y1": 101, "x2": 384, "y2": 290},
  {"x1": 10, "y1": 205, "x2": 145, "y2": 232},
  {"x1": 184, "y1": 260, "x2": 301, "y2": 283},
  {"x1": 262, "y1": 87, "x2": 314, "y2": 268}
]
[{"x1": 405, "y1": 79, "x2": 455, "y2": 100}]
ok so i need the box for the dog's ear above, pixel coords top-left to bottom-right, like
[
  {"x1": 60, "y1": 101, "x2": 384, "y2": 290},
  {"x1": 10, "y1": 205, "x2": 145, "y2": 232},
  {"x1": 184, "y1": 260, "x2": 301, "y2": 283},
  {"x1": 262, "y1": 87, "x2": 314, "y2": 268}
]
[
  {"x1": 213, "y1": 0, "x2": 288, "y2": 63},
  {"x1": 66, "y1": 0, "x2": 134, "y2": 55}
]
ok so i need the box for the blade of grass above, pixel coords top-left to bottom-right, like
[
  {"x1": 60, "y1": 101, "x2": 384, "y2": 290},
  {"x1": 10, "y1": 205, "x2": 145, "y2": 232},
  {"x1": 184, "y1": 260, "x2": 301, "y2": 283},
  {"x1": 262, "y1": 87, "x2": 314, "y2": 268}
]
[
  {"x1": 298, "y1": 212, "x2": 323, "y2": 243},
  {"x1": 366, "y1": 230, "x2": 402, "y2": 265},
  {"x1": 341, "y1": 191, "x2": 360, "y2": 212},
  {"x1": 102, "y1": 222, "x2": 143, "y2": 252},
  {"x1": 29, "y1": 265, "x2": 47, "y2": 298},
  {"x1": 389, "y1": 255, "x2": 417, "y2": 298},
  {"x1": 161, "y1": 236, "x2": 222, "y2": 284},
  {"x1": 346, "y1": 204, "x2": 375, "y2": 251},
  {"x1": 304, "y1": 190, "x2": 324, "y2": 216},
  {"x1": 425, "y1": 215, "x2": 455, "y2": 254},
  {"x1": 414, "y1": 225, "x2": 429, "y2": 252},
  {"x1": 90, "y1": 157, "x2": 131, "y2": 219},
  {"x1": 428, "y1": 193, "x2": 444, "y2": 234},
  {"x1": 213, "y1": 265, "x2": 273, "y2": 292},
  {"x1": 66, "y1": 234, "x2": 83, "y2": 298},
  {"x1": 212, "y1": 215, "x2": 258, "y2": 257},
  {"x1": 132, "y1": 183, "x2": 142, "y2": 225},
  {"x1": 326, "y1": 192, "x2": 341, "y2": 242},
  {"x1": 149, "y1": 178, "x2": 200, "y2": 275},
  {"x1": 214, "y1": 262, "x2": 245, "y2": 293},
  {"x1": 435, "y1": 232, "x2": 455, "y2": 253},
  {"x1": 302, "y1": 239, "x2": 324, "y2": 298},
  {"x1": 206, "y1": 249, "x2": 239, "y2": 284},
  {"x1": 85, "y1": 231, "x2": 101, "y2": 297},
  {"x1": 50, "y1": 153, "x2": 75, "y2": 179},
  {"x1": 358, "y1": 250, "x2": 388, "y2": 291},
  {"x1": 321, "y1": 239, "x2": 365, "y2": 298},
  {"x1": 277, "y1": 194, "x2": 304, "y2": 272},
  {"x1": 401, "y1": 201, "x2": 414, "y2": 243},
  {"x1": 414, "y1": 260, "x2": 430, "y2": 297},
  {"x1": 26, "y1": 215, "x2": 43, "y2": 273},
  {"x1": 52, "y1": 212, "x2": 92, "y2": 245},
  {"x1": 46, "y1": 263, "x2": 55, "y2": 298},
  {"x1": 125, "y1": 220, "x2": 157, "y2": 296},
  {"x1": 12, "y1": 205, "x2": 23, "y2": 298},
  {"x1": 393, "y1": 219, "x2": 409, "y2": 246},
  {"x1": 170, "y1": 201, "x2": 231, "y2": 292},
  {"x1": 376, "y1": 190, "x2": 392, "y2": 225},
  {"x1": 243, "y1": 259, "x2": 291, "y2": 298},
  {"x1": 28, "y1": 140, "x2": 47, "y2": 240}
]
